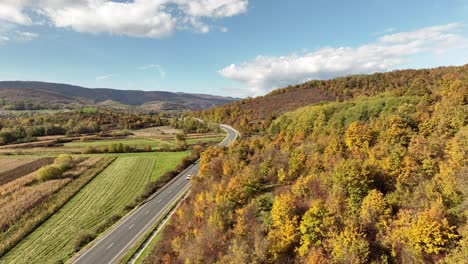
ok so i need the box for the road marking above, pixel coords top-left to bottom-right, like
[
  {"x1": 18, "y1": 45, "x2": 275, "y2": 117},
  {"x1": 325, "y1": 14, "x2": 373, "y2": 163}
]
[
  {"x1": 129, "y1": 224, "x2": 135, "y2": 230},
  {"x1": 157, "y1": 199, "x2": 162, "y2": 204},
  {"x1": 107, "y1": 185, "x2": 190, "y2": 264},
  {"x1": 145, "y1": 210, "x2": 150, "y2": 215},
  {"x1": 107, "y1": 243, "x2": 114, "y2": 250},
  {"x1": 167, "y1": 190, "x2": 172, "y2": 194}
]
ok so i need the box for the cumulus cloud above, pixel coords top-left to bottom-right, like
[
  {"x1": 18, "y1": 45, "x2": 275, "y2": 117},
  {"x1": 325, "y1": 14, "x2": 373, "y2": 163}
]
[
  {"x1": 219, "y1": 23, "x2": 468, "y2": 96},
  {"x1": 0, "y1": 0, "x2": 248, "y2": 38},
  {"x1": 173, "y1": 0, "x2": 248, "y2": 18},
  {"x1": 0, "y1": 0, "x2": 32, "y2": 25}
]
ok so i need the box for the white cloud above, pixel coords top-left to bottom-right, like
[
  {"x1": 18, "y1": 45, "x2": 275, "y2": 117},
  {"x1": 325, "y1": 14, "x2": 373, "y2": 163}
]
[
  {"x1": 15, "y1": 31, "x2": 39, "y2": 41},
  {"x1": 0, "y1": 0, "x2": 248, "y2": 38},
  {"x1": 139, "y1": 64, "x2": 166, "y2": 78},
  {"x1": 0, "y1": 35, "x2": 10, "y2": 43},
  {"x1": 0, "y1": 21, "x2": 39, "y2": 42},
  {"x1": 41, "y1": 0, "x2": 176, "y2": 38},
  {"x1": 173, "y1": 0, "x2": 248, "y2": 18},
  {"x1": 219, "y1": 23, "x2": 468, "y2": 96},
  {"x1": 96, "y1": 74, "x2": 115, "y2": 81},
  {"x1": 0, "y1": 0, "x2": 32, "y2": 25}
]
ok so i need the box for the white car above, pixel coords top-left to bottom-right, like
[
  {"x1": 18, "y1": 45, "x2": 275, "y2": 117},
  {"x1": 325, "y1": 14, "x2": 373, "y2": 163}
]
[{"x1": 186, "y1": 174, "x2": 191, "y2": 180}]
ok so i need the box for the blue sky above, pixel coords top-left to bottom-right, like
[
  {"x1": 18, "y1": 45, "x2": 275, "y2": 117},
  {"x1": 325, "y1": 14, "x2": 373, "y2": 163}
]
[{"x1": 0, "y1": 0, "x2": 467, "y2": 97}]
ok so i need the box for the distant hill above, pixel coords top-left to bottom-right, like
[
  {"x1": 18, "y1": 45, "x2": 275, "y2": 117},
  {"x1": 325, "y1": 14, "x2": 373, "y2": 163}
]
[
  {"x1": 0, "y1": 81, "x2": 237, "y2": 111},
  {"x1": 197, "y1": 64, "x2": 468, "y2": 133}
]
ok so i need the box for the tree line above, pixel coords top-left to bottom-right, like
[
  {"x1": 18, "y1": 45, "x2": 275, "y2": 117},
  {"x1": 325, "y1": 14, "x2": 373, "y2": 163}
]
[{"x1": 0, "y1": 109, "x2": 216, "y2": 146}]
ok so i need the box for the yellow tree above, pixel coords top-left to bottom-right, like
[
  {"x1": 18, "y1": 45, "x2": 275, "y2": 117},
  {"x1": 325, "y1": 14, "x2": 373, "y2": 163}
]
[
  {"x1": 345, "y1": 121, "x2": 372, "y2": 155},
  {"x1": 330, "y1": 225, "x2": 370, "y2": 263},
  {"x1": 267, "y1": 193, "x2": 299, "y2": 260}
]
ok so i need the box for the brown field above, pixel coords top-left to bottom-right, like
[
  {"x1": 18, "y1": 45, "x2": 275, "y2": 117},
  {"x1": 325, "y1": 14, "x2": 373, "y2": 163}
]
[
  {"x1": 0, "y1": 140, "x2": 59, "y2": 149},
  {"x1": 0, "y1": 158, "x2": 54, "y2": 185},
  {"x1": 133, "y1": 126, "x2": 224, "y2": 141},
  {"x1": 0, "y1": 172, "x2": 71, "y2": 232},
  {"x1": 132, "y1": 126, "x2": 183, "y2": 138},
  {"x1": 0, "y1": 157, "x2": 90, "y2": 232},
  {"x1": 0, "y1": 147, "x2": 83, "y2": 156},
  {"x1": 0, "y1": 157, "x2": 114, "y2": 257}
]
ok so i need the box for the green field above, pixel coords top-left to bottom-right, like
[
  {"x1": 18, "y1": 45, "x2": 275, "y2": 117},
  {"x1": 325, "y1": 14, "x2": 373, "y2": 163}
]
[
  {"x1": 0, "y1": 152, "x2": 189, "y2": 264},
  {"x1": 186, "y1": 136, "x2": 225, "y2": 144}
]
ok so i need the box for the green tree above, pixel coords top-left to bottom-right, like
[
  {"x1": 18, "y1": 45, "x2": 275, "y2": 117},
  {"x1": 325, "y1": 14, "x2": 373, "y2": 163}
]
[{"x1": 297, "y1": 201, "x2": 333, "y2": 256}]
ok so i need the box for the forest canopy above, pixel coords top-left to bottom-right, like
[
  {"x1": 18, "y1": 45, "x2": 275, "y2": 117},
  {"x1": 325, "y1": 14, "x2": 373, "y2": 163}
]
[{"x1": 148, "y1": 66, "x2": 467, "y2": 263}]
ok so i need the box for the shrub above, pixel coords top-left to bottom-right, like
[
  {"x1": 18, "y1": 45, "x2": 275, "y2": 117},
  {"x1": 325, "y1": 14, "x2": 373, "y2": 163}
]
[
  {"x1": 54, "y1": 155, "x2": 73, "y2": 171},
  {"x1": 74, "y1": 232, "x2": 96, "y2": 252},
  {"x1": 84, "y1": 146, "x2": 98, "y2": 154},
  {"x1": 144, "y1": 145, "x2": 153, "y2": 152},
  {"x1": 36, "y1": 165, "x2": 63, "y2": 181}
]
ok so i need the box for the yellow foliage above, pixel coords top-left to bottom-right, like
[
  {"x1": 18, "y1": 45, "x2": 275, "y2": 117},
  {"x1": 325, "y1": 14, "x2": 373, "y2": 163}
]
[
  {"x1": 386, "y1": 207, "x2": 459, "y2": 257},
  {"x1": 305, "y1": 247, "x2": 328, "y2": 264},
  {"x1": 267, "y1": 193, "x2": 299, "y2": 259},
  {"x1": 359, "y1": 189, "x2": 391, "y2": 229},
  {"x1": 297, "y1": 201, "x2": 333, "y2": 256},
  {"x1": 267, "y1": 217, "x2": 298, "y2": 260},
  {"x1": 345, "y1": 121, "x2": 372, "y2": 154},
  {"x1": 330, "y1": 225, "x2": 369, "y2": 263}
]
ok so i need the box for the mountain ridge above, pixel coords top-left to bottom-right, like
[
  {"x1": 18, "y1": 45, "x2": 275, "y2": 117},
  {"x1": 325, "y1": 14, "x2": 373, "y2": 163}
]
[{"x1": 0, "y1": 81, "x2": 237, "y2": 110}]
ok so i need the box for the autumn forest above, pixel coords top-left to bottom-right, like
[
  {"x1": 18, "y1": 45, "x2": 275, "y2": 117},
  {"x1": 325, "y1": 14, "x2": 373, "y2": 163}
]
[{"x1": 148, "y1": 65, "x2": 468, "y2": 263}]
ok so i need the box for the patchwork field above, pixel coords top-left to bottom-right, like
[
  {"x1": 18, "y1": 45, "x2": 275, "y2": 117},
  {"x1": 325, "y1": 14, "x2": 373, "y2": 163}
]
[
  {"x1": 0, "y1": 157, "x2": 54, "y2": 185},
  {"x1": 0, "y1": 152, "x2": 189, "y2": 264},
  {"x1": 64, "y1": 137, "x2": 169, "y2": 148},
  {"x1": 64, "y1": 135, "x2": 225, "y2": 149},
  {"x1": 0, "y1": 157, "x2": 114, "y2": 258}
]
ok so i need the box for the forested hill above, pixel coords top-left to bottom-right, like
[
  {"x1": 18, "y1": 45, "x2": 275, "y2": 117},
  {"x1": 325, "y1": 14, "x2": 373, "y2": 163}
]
[
  {"x1": 0, "y1": 81, "x2": 236, "y2": 111},
  {"x1": 147, "y1": 65, "x2": 468, "y2": 263},
  {"x1": 197, "y1": 64, "x2": 468, "y2": 134}
]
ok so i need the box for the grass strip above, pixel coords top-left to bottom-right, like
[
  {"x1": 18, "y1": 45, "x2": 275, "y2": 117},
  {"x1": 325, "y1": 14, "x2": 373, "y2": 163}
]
[{"x1": 0, "y1": 157, "x2": 115, "y2": 257}]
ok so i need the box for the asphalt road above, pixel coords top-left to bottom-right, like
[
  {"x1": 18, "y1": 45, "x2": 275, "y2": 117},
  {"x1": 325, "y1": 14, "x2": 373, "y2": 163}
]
[{"x1": 72, "y1": 124, "x2": 239, "y2": 264}]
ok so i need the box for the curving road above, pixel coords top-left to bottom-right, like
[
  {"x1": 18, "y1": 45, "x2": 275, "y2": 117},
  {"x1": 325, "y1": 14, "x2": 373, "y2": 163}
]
[{"x1": 72, "y1": 124, "x2": 239, "y2": 264}]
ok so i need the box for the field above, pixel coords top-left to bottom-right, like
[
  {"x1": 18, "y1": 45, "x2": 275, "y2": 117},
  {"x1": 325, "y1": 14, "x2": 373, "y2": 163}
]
[
  {"x1": 0, "y1": 122, "x2": 218, "y2": 263},
  {"x1": 0, "y1": 171, "x2": 71, "y2": 232},
  {"x1": 0, "y1": 152, "x2": 189, "y2": 264},
  {"x1": 0, "y1": 157, "x2": 54, "y2": 185},
  {"x1": 0, "y1": 157, "x2": 114, "y2": 257},
  {"x1": 64, "y1": 137, "x2": 169, "y2": 148},
  {"x1": 131, "y1": 126, "x2": 182, "y2": 138},
  {"x1": 0, "y1": 121, "x2": 225, "y2": 158},
  {"x1": 64, "y1": 135, "x2": 225, "y2": 149}
]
